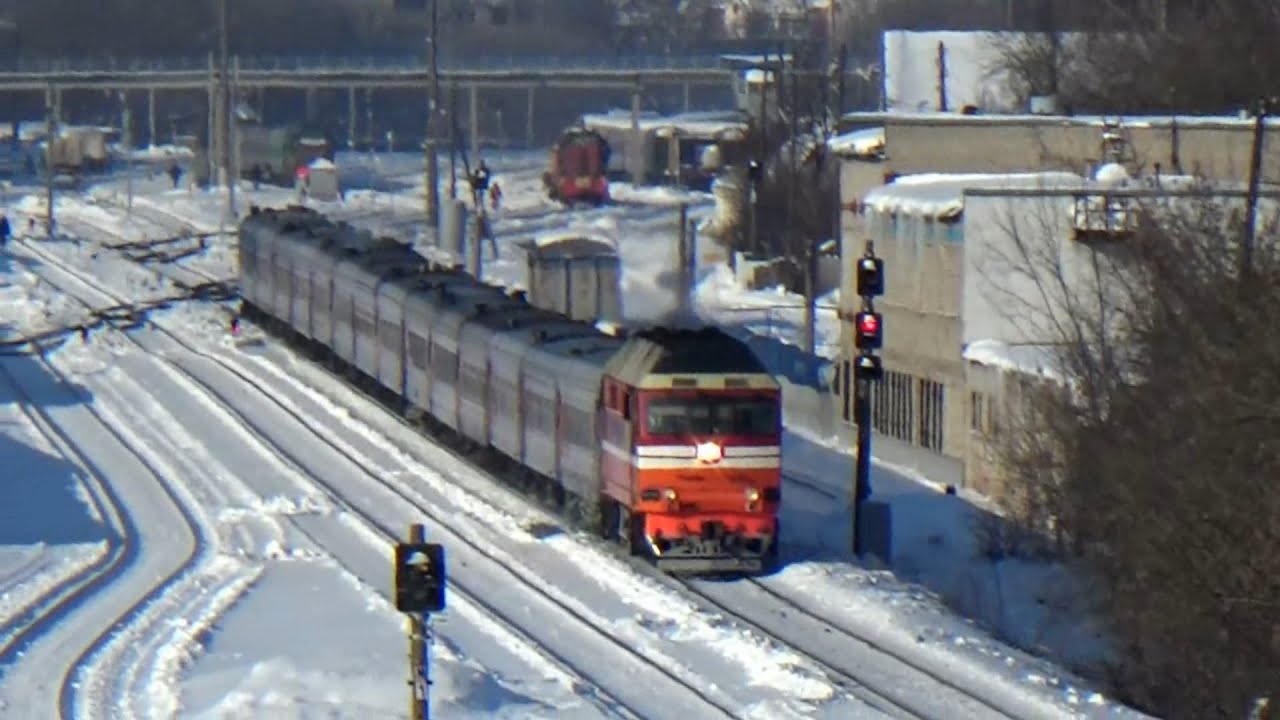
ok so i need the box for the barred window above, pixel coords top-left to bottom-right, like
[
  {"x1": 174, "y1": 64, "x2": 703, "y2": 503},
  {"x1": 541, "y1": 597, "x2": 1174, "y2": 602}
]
[
  {"x1": 970, "y1": 390, "x2": 995, "y2": 434},
  {"x1": 918, "y1": 378, "x2": 945, "y2": 452},
  {"x1": 872, "y1": 369, "x2": 913, "y2": 443}
]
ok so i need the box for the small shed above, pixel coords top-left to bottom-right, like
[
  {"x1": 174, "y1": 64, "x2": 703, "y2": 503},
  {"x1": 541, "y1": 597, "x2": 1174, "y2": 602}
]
[
  {"x1": 520, "y1": 233, "x2": 621, "y2": 323},
  {"x1": 301, "y1": 157, "x2": 341, "y2": 201}
]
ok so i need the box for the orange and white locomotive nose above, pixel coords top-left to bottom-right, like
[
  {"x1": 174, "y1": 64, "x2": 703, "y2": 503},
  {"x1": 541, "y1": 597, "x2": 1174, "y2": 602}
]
[{"x1": 694, "y1": 441, "x2": 723, "y2": 464}]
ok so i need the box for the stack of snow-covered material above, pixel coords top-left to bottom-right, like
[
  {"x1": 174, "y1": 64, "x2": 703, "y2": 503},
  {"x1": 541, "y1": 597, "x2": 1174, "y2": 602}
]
[
  {"x1": 304, "y1": 157, "x2": 340, "y2": 201},
  {"x1": 828, "y1": 127, "x2": 884, "y2": 160},
  {"x1": 520, "y1": 232, "x2": 622, "y2": 323},
  {"x1": 704, "y1": 165, "x2": 747, "y2": 244}
]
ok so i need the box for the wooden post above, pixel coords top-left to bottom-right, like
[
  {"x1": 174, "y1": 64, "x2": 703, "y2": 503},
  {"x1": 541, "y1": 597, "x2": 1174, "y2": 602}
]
[
  {"x1": 526, "y1": 85, "x2": 536, "y2": 148},
  {"x1": 677, "y1": 203, "x2": 690, "y2": 317},
  {"x1": 44, "y1": 83, "x2": 54, "y2": 238},
  {"x1": 630, "y1": 84, "x2": 643, "y2": 186},
  {"x1": 468, "y1": 84, "x2": 479, "y2": 165},
  {"x1": 147, "y1": 87, "x2": 157, "y2": 148},
  {"x1": 1242, "y1": 97, "x2": 1269, "y2": 282},
  {"x1": 936, "y1": 41, "x2": 948, "y2": 113},
  {"x1": 348, "y1": 86, "x2": 357, "y2": 149}
]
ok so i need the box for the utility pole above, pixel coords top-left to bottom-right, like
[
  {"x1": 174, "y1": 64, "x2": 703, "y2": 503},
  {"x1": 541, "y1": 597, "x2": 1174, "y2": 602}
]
[
  {"x1": 425, "y1": 0, "x2": 440, "y2": 230},
  {"x1": 218, "y1": 0, "x2": 235, "y2": 219},
  {"x1": 448, "y1": 83, "x2": 458, "y2": 200},
  {"x1": 936, "y1": 41, "x2": 948, "y2": 113},
  {"x1": 121, "y1": 91, "x2": 133, "y2": 216},
  {"x1": 43, "y1": 83, "x2": 54, "y2": 238},
  {"x1": 1242, "y1": 96, "x2": 1269, "y2": 282}
]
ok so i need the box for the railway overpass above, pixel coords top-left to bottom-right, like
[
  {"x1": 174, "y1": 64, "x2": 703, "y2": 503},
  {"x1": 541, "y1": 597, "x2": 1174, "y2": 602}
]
[{"x1": 7, "y1": 53, "x2": 779, "y2": 159}]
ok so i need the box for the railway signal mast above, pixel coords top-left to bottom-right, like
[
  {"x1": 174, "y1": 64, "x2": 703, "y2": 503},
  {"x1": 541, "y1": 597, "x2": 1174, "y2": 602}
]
[
  {"x1": 852, "y1": 241, "x2": 884, "y2": 557},
  {"x1": 395, "y1": 524, "x2": 447, "y2": 720}
]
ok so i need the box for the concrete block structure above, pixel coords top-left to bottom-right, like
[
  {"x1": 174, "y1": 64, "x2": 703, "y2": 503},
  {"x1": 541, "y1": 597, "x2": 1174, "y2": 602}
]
[{"x1": 836, "y1": 132, "x2": 1280, "y2": 497}]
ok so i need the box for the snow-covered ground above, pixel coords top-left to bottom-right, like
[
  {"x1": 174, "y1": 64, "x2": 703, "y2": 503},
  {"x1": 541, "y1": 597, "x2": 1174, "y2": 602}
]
[{"x1": 0, "y1": 154, "x2": 1147, "y2": 719}]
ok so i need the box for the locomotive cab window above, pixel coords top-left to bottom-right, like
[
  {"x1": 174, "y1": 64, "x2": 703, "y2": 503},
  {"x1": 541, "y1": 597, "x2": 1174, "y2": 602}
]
[{"x1": 644, "y1": 396, "x2": 778, "y2": 436}]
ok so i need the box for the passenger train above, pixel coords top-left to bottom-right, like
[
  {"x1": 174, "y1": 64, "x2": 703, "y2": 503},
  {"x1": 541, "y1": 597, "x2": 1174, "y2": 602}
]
[{"x1": 237, "y1": 206, "x2": 782, "y2": 573}]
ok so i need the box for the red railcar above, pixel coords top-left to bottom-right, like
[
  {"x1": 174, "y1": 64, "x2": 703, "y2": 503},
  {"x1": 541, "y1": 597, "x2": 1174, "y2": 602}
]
[
  {"x1": 543, "y1": 127, "x2": 611, "y2": 205},
  {"x1": 597, "y1": 328, "x2": 782, "y2": 573}
]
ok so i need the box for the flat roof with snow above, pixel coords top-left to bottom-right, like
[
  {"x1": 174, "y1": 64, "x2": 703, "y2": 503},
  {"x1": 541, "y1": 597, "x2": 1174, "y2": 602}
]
[
  {"x1": 964, "y1": 339, "x2": 1065, "y2": 382},
  {"x1": 583, "y1": 112, "x2": 748, "y2": 137},
  {"x1": 862, "y1": 172, "x2": 1086, "y2": 219},
  {"x1": 839, "y1": 110, "x2": 1280, "y2": 130}
]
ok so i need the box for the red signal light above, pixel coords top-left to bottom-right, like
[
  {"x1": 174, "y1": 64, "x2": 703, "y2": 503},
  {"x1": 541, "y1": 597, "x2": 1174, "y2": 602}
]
[{"x1": 854, "y1": 311, "x2": 883, "y2": 350}]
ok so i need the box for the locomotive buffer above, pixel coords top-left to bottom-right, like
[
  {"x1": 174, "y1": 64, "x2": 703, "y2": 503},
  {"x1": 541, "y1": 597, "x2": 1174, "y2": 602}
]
[{"x1": 394, "y1": 523, "x2": 447, "y2": 720}]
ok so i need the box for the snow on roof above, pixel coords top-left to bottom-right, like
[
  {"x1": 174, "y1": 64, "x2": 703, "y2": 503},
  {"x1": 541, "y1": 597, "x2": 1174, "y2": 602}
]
[
  {"x1": 744, "y1": 69, "x2": 776, "y2": 84},
  {"x1": 964, "y1": 339, "x2": 1065, "y2": 382},
  {"x1": 839, "y1": 109, "x2": 1280, "y2": 130},
  {"x1": 530, "y1": 231, "x2": 617, "y2": 252},
  {"x1": 828, "y1": 127, "x2": 884, "y2": 158},
  {"x1": 584, "y1": 112, "x2": 747, "y2": 138},
  {"x1": 863, "y1": 172, "x2": 1086, "y2": 219},
  {"x1": 654, "y1": 120, "x2": 748, "y2": 139},
  {"x1": 309, "y1": 158, "x2": 336, "y2": 170}
]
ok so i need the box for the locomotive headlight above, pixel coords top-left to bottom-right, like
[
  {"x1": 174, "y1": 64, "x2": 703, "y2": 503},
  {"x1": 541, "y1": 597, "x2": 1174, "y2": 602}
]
[
  {"x1": 745, "y1": 488, "x2": 760, "y2": 503},
  {"x1": 695, "y1": 442, "x2": 723, "y2": 464},
  {"x1": 664, "y1": 488, "x2": 678, "y2": 502}
]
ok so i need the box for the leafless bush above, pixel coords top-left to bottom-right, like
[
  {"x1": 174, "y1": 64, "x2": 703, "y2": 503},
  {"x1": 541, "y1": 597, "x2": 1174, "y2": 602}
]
[
  {"x1": 983, "y1": 189, "x2": 1280, "y2": 717},
  {"x1": 988, "y1": 0, "x2": 1280, "y2": 113}
]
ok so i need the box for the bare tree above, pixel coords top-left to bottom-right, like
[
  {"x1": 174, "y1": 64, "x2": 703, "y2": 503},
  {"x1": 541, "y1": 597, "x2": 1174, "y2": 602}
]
[
  {"x1": 981, "y1": 186, "x2": 1280, "y2": 717},
  {"x1": 989, "y1": 0, "x2": 1280, "y2": 113}
]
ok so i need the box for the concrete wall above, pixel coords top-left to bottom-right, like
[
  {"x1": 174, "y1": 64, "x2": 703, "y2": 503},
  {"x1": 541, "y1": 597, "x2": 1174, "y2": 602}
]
[
  {"x1": 883, "y1": 115, "x2": 1280, "y2": 184},
  {"x1": 779, "y1": 376, "x2": 965, "y2": 491},
  {"x1": 961, "y1": 192, "x2": 1076, "y2": 346}
]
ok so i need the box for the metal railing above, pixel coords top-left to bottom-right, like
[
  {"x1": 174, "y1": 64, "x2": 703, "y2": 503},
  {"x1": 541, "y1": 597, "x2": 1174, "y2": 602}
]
[{"x1": 0, "y1": 53, "x2": 734, "y2": 75}]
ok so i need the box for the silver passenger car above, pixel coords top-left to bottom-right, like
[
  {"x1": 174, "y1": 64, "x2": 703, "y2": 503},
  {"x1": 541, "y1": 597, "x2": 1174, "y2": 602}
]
[
  {"x1": 401, "y1": 271, "x2": 485, "y2": 416},
  {"x1": 344, "y1": 246, "x2": 425, "y2": 381},
  {"x1": 426, "y1": 283, "x2": 511, "y2": 432},
  {"x1": 487, "y1": 317, "x2": 602, "y2": 463},
  {"x1": 456, "y1": 301, "x2": 563, "y2": 446},
  {"x1": 520, "y1": 336, "x2": 622, "y2": 496},
  {"x1": 552, "y1": 343, "x2": 620, "y2": 503}
]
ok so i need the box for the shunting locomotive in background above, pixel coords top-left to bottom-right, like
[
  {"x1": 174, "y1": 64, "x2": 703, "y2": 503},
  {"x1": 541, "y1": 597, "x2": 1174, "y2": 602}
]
[{"x1": 543, "y1": 127, "x2": 611, "y2": 206}]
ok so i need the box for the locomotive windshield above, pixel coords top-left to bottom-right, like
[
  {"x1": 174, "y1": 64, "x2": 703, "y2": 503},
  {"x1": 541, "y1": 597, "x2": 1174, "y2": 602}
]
[{"x1": 645, "y1": 396, "x2": 779, "y2": 437}]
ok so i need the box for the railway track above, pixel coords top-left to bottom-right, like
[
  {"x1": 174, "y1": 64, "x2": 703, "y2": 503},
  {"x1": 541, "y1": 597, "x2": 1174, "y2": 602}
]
[
  {"x1": 0, "y1": 359, "x2": 130, "y2": 668},
  {"x1": 57, "y1": 200, "x2": 1051, "y2": 719},
  {"x1": 0, "y1": 295, "x2": 206, "y2": 719},
  {"x1": 17, "y1": 222, "x2": 734, "y2": 719}
]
